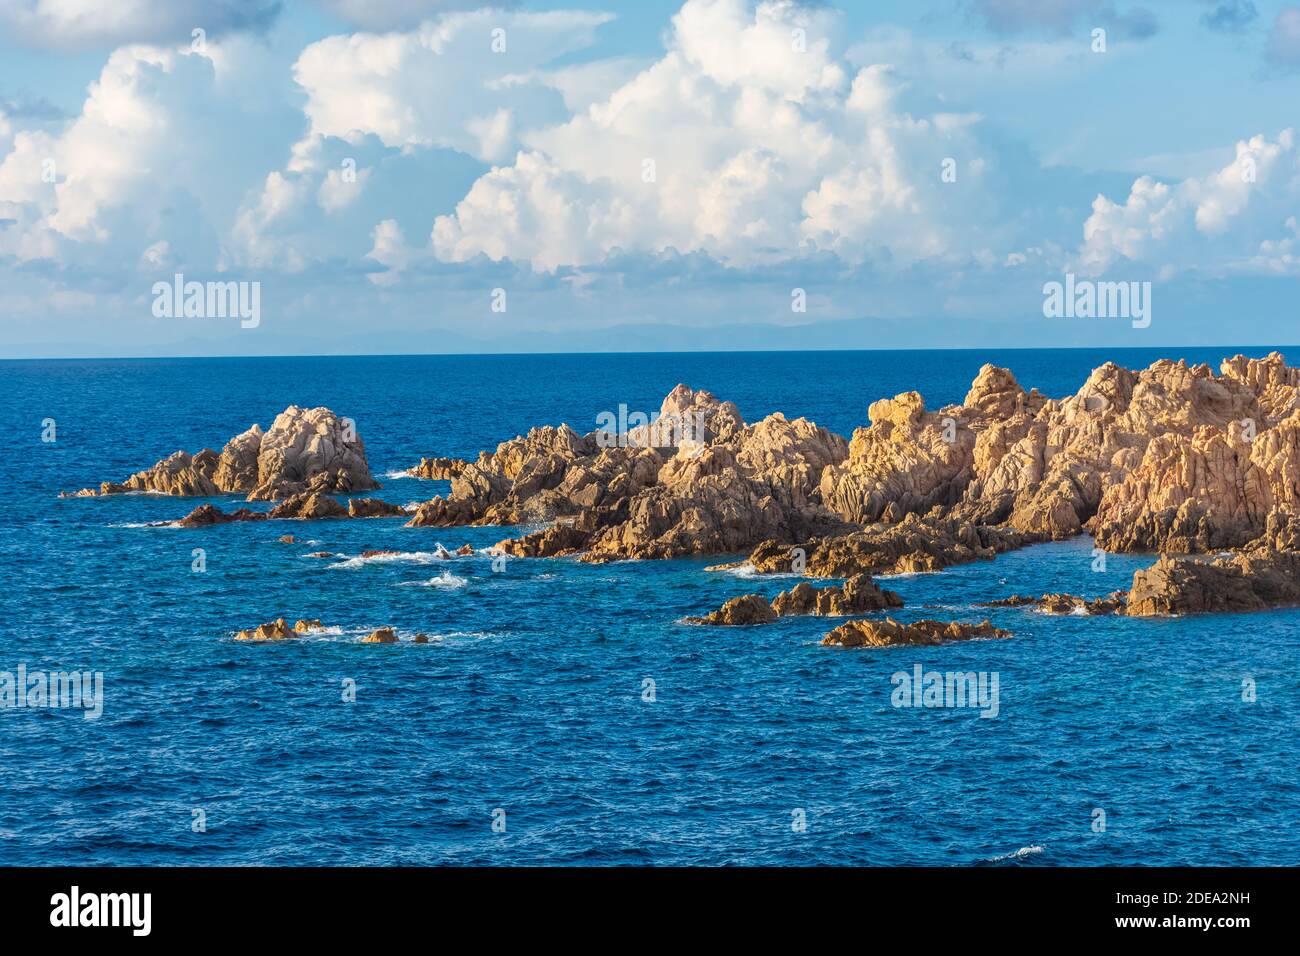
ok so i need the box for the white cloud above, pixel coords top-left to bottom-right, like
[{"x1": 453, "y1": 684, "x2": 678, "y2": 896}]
[
  {"x1": 429, "y1": 0, "x2": 1004, "y2": 272},
  {"x1": 291, "y1": 9, "x2": 612, "y2": 161},
  {"x1": 1076, "y1": 130, "x2": 1300, "y2": 275}
]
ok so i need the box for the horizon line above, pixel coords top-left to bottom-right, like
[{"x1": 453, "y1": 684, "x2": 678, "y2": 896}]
[{"x1": 2, "y1": 343, "x2": 1296, "y2": 363}]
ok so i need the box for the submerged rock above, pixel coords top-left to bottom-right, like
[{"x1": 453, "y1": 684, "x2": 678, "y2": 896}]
[{"x1": 821, "y1": 617, "x2": 1011, "y2": 648}]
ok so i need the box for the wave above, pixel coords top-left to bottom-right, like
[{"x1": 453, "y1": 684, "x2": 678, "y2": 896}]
[
  {"x1": 383, "y1": 469, "x2": 413, "y2": 480},
  {"x1": 984, "y1": 844, "x2": 1045, "y2": 864},
  {"x1": 398, "y1": 570, "x2": 468, "y2": 589},
  {"x1": 327, "y1": 547, "x2": 457, "y2": 569},
  {"x1": 107, "y1": 521, "x2": 178, "y2": 529}
]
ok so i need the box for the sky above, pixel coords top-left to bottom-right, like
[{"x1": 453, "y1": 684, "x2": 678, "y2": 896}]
[{"x1": 1, "y1": 0, "x2": 1299, "y2": 357}]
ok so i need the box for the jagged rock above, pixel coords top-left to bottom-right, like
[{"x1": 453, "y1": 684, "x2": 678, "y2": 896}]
[
  {"x1": 687, "y1": 573, "x2": 902, "y2": 625},
  {"x1": 293, "y1": 619, "x2": 322, "y2": 632},
  {"x1": 267, "y1": 491, "x2": 348, "y2": 520},
  {"x1": 234, "y1": 618, "x2": 297, "y2": 642},
  {"x1": 980, "y1": 592, "x2": 1126, "y2": 615},
  {"x1": 279, "y1": 534, "x2": 296, "y2": 543},
  {"x1": 361, "y1": 549, "x2": 400, "y2": 558},
  {"x1": 347, "y1": 497, "x2": 406, "y2": 518},
  {"x1": 741, "y1": 513, "x2": 1043, "y2": 578},
  {"x1": 413, "y1": 633, "x2": 430, "y2": 644},
  {"x1": 456, "y1": 544, "x2": 475, "y2": 555},
  {"x1": 409, "y1": 457, "x2": 467, "y2": 480},
  {"x1": 495, "y1": 523, "x2": 592, "y2": 558},
  {"x1": 305, "y1": 551, "x2": 333, "y2": 558},
  {"x1": 361, "y1": 626, "x2": 399, "y2": 644},
  {"x1": 822, "y1": 617, "x2": 1011, "y2": 648},
  {"x1": 684, "y1": 594, "x2": 779, "y2": 626},
  {"x1": 176, "y1": 504, "x2": 267, "y2": 528},
  {"x1": 1125, "y1": 550, "x2": 1300, "y2": 616},
  {"x1": 770, "y1": 574, "x2": 903, "y2": 616},
  {"x1": 405, "y1": 496, "x2": 486, "y2": 528},
  {"x1": 68, "y1": 406, "x2": 377, "y2": 502},
  {"x1": 397, "y1": 354, "x2": 1300, "y2": 564}
]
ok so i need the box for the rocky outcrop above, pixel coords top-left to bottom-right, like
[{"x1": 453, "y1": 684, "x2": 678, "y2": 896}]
[
  {"x1": 66, "y1": 406, "x2": 377, "y2": 502},
  {"x1": 816, "y1": 353, "x2": 1298, "y2": 550},
  {"x1": 411, "y1": 386, "x2": 854, "y2": 563},
  {"x1": 980, "y1": 592, "x2": 1127, "y2": 615},
  {"x1": 177, "y1": 503, "x2": 267, "y2": 528},
  {"x1": 724, "y1": 513, "x2": 1045, "y2": 578},
  {"x1": 408, "y1": 457, "x2": 467, "y2": 480},
  {"x1": 822, "y1": 617, "x2": 1011, "y2": 648},
  {"x1": 361, "y1": 626, "x2": 399, "y2": 644},
  {"x1": 769, "y1": 574, "x2": 903, "y2": 616},
  {"x1": 347, "y1": 497, "x2": 406, "y2": 518},
  {"x1": 1125, "y1": 549, "x2": 1300, "y2": 616},
  {"x1": 686, "y1": 574, "x2": 902, "y2": 625},
  {"x1": 685, "y1": 594, "x2": 779, "y2": 626},
  {"x1": 495, "y1": 522, "x2": 591, "y2": 558},
  {"x1": 234, "y1": 618, "x2": 298, "y2": 642}
]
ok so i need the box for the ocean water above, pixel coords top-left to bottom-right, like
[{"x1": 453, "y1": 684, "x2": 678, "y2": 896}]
[{"x1": 1, "y1": 348, "x2": 1298, "y2": 866}]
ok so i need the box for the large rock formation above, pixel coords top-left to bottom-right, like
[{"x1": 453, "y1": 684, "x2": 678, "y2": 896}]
[
  {"x1": 819, "y1": 353, "x2": 1298, "y2": 551},
  {"x1": 409, "y1": 386, "x2": 854, "y2": 562},
  {"x1": 822, "y1": 617, "x2": 1011, "y2": 648},
  {"x1": 67, "y1": 406, "x2": 377, "y2": 502}
]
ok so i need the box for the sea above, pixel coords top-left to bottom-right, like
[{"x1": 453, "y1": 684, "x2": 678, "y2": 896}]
[{"x1": 1, "y1": 348, "x2": 1297, "y2": 865}]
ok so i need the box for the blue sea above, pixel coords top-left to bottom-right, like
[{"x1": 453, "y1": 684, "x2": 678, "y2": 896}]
[{"x1": 2, "y1": 348, "x2": 1298, "y2": 866}]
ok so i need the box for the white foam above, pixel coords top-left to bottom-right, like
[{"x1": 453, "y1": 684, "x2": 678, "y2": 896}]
[
  {"x1": 399, "y1": 570, "x2": 468, "y2": 589},
  {"x1": 327, "y1": 548, "x2": 454, "y2": 569},
  {"x1": 383, "y1": 469, "x2": 413, "y2": 480},
  {"x1": 986, "y1": 844, "x2": 1045, "y2": 863}
]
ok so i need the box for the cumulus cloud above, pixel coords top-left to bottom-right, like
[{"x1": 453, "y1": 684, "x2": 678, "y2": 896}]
[
  {"x1": 429, "y1": 0, "x2": 1008, "y2": 272},
  {"x1": 0, "y1": 36, "x2": 295, "y2": 273},
  {"x1": 223, "y1": 7, "x2": 611, "y2": 269},
  {"x1": 1075, "y1": 130, "x2": 1300, "y2": 275},
  {"x1": 0, "y1": 0, "x2": 280, "y2": 51},
  {"x1": 291, "y1": 9, "x2": 611, "y2": 161}
]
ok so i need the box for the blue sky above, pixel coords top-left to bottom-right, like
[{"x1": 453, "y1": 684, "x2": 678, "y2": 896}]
[{"x1": 1, "y1": 0, "x2": 1299, "y2": 357}]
